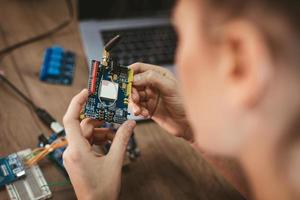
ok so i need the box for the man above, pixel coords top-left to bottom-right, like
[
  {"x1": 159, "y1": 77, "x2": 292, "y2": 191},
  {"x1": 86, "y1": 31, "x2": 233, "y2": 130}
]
[{"x1": 63, "y1": 0, "x2": 300, "y2": 199}]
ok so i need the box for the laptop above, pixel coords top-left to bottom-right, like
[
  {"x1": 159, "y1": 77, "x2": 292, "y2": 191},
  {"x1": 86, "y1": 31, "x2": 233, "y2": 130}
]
[
  {"x1": 79, "y1": 0, "x2": 177, "y2": 120},
  {"x1": 79, "y1": 0, "x2": 176, "y2": 68}
]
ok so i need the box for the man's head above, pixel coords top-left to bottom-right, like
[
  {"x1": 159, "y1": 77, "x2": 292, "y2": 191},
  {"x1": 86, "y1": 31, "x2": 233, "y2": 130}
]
[{"x1": 173, "y1": 0, "x2": 300, "y2": 198}]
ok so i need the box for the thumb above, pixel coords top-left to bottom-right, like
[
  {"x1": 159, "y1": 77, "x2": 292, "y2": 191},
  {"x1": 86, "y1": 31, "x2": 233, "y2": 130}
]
[
  {"x1": 108, "y1": 120, "x2": 136, "y2": 164},
  {"x1": 134, "y1": 70, "x2": 163, "y2": 88}
]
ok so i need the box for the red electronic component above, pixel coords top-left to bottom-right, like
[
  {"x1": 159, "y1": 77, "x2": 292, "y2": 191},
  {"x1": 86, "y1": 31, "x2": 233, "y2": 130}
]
[{"x1": 90, "y1": 61, "x2": 99, "y2": 94}]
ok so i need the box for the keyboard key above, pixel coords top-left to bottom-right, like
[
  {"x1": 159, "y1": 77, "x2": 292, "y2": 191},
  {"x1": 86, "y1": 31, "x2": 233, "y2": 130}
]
[{"x1": 100, "y1": 25, "x2": 177, "y2": 66}]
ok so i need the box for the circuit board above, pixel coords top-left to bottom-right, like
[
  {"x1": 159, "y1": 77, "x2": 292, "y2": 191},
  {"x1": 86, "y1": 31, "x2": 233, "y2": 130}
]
[
  {"x1": 6, "y1": 149, "x2": 52, "y2": 200},
  {"x1": 84, "y1": 59, "x2": 133, "y2": 124},
  {"x1": 39, "y1": 46, "x2": 76, "y2": 85},
  {"x1": 0, "y1": 153, "x2": 25, "y2": 187}
]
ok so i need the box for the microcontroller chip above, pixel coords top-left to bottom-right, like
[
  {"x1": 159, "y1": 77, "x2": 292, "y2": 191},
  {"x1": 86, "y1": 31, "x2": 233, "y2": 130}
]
[{"x1": 99, "y1": 80, "x2": 119, "y2": 100}]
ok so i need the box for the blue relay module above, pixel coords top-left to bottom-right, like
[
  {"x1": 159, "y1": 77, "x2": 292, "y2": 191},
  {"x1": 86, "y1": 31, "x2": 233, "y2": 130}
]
[
  {"x1": 39, "y1": 46, "x2": 75, "y2": 85},
  {"x1": 84, "y1": 35, "x2": 133, "y2": 124},
  {"x1": 0, "y1": 153, "x2": 25, "y2": 187}
]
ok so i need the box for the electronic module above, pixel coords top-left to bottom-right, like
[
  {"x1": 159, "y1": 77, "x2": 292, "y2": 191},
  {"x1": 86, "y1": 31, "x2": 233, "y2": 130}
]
[
  {"x1": 40, "y1": 45, "x2": 76, "y2": 85},
  {"x1": 0, "y1": 153, "x2": 25, "y2": 187},
  {"x1": 6, "y1": 149, "x2": 52, "y2": 200},
  {"x1": 84, "y1": 35, "x2": 133, "y2": 124}
]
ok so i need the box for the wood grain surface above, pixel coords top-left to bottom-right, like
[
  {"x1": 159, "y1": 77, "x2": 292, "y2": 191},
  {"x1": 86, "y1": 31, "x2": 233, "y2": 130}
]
[{"x1": 0, "y1": 0, "x2": 244, "y2": 199}]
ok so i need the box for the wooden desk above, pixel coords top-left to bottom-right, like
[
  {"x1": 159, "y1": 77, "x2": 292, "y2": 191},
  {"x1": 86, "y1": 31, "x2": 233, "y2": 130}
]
[{"x1": 0, "y1": 0, "x2": 244, "y2": 199}]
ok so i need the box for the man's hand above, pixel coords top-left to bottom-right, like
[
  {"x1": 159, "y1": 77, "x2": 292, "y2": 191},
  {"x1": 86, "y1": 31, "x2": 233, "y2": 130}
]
[
  {"x1": 129, "y1": 63, "x2": 193, "y2": 141},
  {"x1": 63, "y1": 89, "x2": 136, "y2": 200}
]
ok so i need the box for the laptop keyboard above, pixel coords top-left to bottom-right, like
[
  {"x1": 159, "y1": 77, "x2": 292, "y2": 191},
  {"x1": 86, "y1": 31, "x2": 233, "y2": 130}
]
[{"x1": 100, "y1": 25, "x2": 177, "y2": 66}]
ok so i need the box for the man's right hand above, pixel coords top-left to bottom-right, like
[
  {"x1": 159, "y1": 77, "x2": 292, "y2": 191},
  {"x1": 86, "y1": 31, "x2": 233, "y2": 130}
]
[{"x1": 129, "y1": 63, "x2": 193, "y2": 141}]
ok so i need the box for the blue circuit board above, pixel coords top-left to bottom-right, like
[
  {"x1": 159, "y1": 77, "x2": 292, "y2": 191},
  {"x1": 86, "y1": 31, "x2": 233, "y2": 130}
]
[
  {"x1": 84, "y1": 59, "x2": 133, "y2": 124},
  {"x1": 0, "y1": 153, "x2": 25, "y2": 187},
  {"x1": 39, "y1": 46, "x2": 76, "y2": 85}
]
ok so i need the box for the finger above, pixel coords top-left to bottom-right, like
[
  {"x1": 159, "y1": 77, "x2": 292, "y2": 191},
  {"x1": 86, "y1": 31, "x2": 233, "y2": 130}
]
[
  {"x1": 140, "y1": 101, "x2": 147, "y2": 108},
  {"x1": 93, "y1": 128, "x2": 115, "y2": 140},
  {"x1": 132, "y1": 96, "x2": 158, "y2": 117},
  {"x1": 138, "y1": 90, "x2": 147, "y2": 101},
  {"x1": 129, "y1": 62, "x2": 167, "y2": 74},
  {"x1": 147, "y1": 97, "x2": 160, "y2": 110},
  {"x1": 92, "y1": 128, "x2": 115, "y2": 144},
  {"x1": 108, "y1": 120, "x2": 136, "y2": 164},
  {"x1": 141, "y1": 107, "x2": 150, "y2": 118},
  {"x1": 128, "y1": 101, "x2": 142, "y2": 116},
  {"x1": 131, "y1": 87, "x2": 140, "y2": 103},
  {"x1": 133, "y1": 87, "x2": 156, "y2": 103},
  {"x1": 133, "y1": 70, "x2": 174, "y2": 95},
  {"x1": 133, "y1": 104, "x2": 142, "y2": 116},
  {"x1": 145, "y1": 86, "x2": 157, "y2": 98},
  {"x1": 138, "y1": 92, "x2": 157, "y2": 103},
  {"x1": 63, "y1": 89, "x2": 89, "y2": 148},
  {"x1": 130, "y1": 63, "x2": 176, "y2": 95},
  {"x1": 80, "y1": 118, "x2": 104, "y2": 139}
]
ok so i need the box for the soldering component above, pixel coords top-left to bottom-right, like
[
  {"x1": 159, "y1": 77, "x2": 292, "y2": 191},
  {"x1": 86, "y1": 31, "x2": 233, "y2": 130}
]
[
  {"x1": 40, "y1": 45, "x2": 76, "y2": 85},
  {"x1": 0, "y1": 153, "x2": 25, "y2": 187},
  {"x1": 84, "y1": 35, "x2": 134, "y2": 124}
]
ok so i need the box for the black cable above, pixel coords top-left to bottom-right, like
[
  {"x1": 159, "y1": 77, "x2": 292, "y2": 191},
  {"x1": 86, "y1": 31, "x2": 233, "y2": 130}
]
[
  {"x1": 0, "y1": 73, "x2": 37, "y2": 109},
  {"x1": 0, "y1": 0, "x2": 73, "y2": 135},
  {"x1": 0, "y1": 73, "x2": 64, "y2": 135},
  {"x1": 0, "y1": 0, "x2": 73, "y2": 56}
]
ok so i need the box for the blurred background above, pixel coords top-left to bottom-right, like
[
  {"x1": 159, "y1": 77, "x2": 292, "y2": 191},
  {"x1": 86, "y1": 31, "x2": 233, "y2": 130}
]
[{"x1": 79, "y1": 0, "x2": 175, "y2": 19}]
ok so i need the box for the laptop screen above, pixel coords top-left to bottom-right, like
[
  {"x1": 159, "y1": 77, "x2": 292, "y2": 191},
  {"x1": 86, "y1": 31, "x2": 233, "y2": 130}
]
[{"x1": 79, "y1": 0, "x2": 175, "y2": 20}]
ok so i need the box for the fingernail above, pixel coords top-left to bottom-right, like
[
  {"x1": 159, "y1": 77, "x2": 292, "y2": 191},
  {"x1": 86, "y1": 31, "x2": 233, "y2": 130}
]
[
  {"x1": 81, "y1": 89, "x2": 89, "y2": 98},
  {"x1": 82, "y1": 88, "x2": 88, "y2": 93}
]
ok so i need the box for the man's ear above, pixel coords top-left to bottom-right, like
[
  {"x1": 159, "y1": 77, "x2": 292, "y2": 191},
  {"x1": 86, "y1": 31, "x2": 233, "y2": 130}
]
[{"x1": 218, "y1": 20, "x2": 273, "y2": 108}]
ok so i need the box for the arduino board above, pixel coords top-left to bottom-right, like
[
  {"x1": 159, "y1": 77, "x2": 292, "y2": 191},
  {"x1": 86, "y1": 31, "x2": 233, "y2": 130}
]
[{"x1": 84, "y1": 35, "x2": 133, "y2": 124}]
